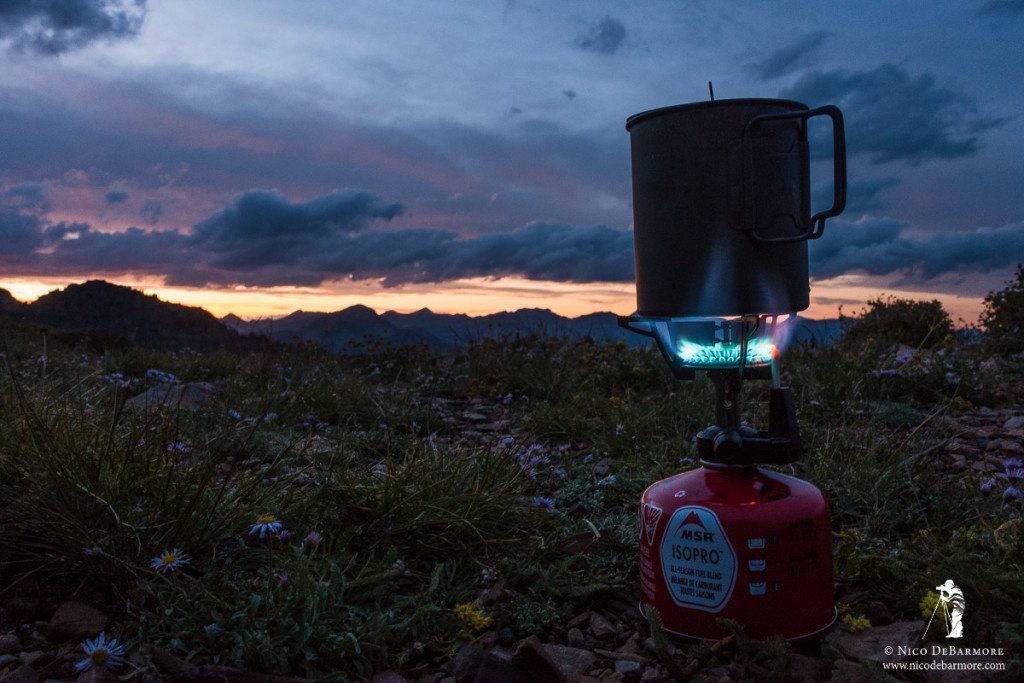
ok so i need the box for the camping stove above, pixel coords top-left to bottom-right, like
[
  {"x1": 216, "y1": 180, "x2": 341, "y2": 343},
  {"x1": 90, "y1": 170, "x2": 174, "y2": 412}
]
[{"x1": 619, "y1": 95, "x2": 847, "y2": 640}]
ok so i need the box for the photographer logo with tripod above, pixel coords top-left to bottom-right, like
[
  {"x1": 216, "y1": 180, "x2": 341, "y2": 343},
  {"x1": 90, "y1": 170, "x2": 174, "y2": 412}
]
[{"x1": 923, "y1": 579, "x2": 965, "y2": 639}]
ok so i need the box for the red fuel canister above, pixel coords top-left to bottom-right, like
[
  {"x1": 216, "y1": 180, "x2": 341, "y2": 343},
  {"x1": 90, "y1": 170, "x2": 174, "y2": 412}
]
[{"x1": 639, "y1": 464, "x2": 835, "y2": 640}]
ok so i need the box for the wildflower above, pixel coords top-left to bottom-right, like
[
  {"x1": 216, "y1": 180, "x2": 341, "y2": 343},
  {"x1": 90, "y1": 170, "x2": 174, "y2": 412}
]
[
  {"x1": 82, "y1": 546, "x2": 99, "y2": 556},
  {"x1": 500, "y1": 436, "x2": 515, "y2": 446},
  {"x1": 552, "y1": 467, "x2": 567, "y2": 478},
  {"x1": 919, "y1": 591, "x2": 940, "y2": 619},
  {"x1": 981, "y1": 477, "x2": 997, "y2": 493},
  {"x1": 277, "y1": 572, "x2": 289, "y2": 585},
  {"x1": 841, "y1": 613, "x2": 871, "y2": 633},
  {"x1": 532, "y1": 496, "x2": 556, "y2": 510},
  {"x1": 249, "y1": 514, "x2": 283, "y2": 538},
  {"x1": 480, "y1": 567, "x2": 497, "y2": 583},
  {"x1": 615, "y1": 423, "x2": 625, "y2": 435},
  {"x1": 598, "y1": 474, "x2": 618, "y2": 487},
  {"x1": 392, "y1": 559, "x2": 410, "y2": 575},
  {"x1": 227, "y1": 409, "x2": 241, "y2": 420},
  {"x1": 166, "y1": 441, "x2": 190, "y2": 454},
  {"x1": 150, "y1": 548, "x2": 190, "y2": 573},
  {"x1": 1005, "y1": 485, "x2": 1022, "y2": 499},
  {"x1": 454, "y1": 602, "x2": 493, "y2": 631},
  {"x1": 304, "y1": 530, "x2": 323, "y2": 546},
  {"x1": 204, "y1": 623, "x2": 224, "y2": 638},
  {"x1": 145, "y1": 368, "x2": 179, "y2": 384},
  {"x1": 74, "y1": 632, "x2": 125, "y2": 672},
  {"x1": 276, "y1": 529, "x2": 292, "y2": 541},
  {"x1": 583, "y1": 453, "x2": 594, "y2": 464},
  {"x1": 263, "y1": 412, "x2": 278, "y2": 423}
]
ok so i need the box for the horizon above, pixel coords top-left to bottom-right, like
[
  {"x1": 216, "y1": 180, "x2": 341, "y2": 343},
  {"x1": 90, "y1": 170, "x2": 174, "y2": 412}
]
[
  {"x1": 0, "y1": 277, "x2": 995, "y2": 326},
  {"x1": 1, "y1": 3, "x2": 1021, "y2": 324}
]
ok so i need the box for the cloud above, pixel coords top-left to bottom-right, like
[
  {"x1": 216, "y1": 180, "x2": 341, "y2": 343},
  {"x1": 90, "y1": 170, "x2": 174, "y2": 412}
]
[
  {"x1": 783, "y1": 64, "x2": 1007, "y2": 164},
  {"x1": 0, "y1": 0, "x2": 146, "y2": 55},
  {"x1": 810, "y1": 216, "x2": 1024, "y2": 281},
  {"x1": 748, "y1": 31, "x2": 831, "y2": 80},
  {"x1": 105, "y1": 189, "x2": 129, "y2": 205},
  {"x1": 813, "y1": 176, "x2": 899, "y2": 215},
  {"x1": 978, "y1": 0, "x2": 1024, "y2": 15},
  {"x1": 3, "y1": 182, "x2": 51, "y2": 211},
  {"x1": 140, "y1": 198, "x2": 164, "y2": 224},
  {"x1": 0, "y1": 188, "x2": 633, "y2": 287},
  {"x1": 189, "y1": 189, "x2": 405, "y2": 272},
  {"x1": 573, "y1": 17, "x2": 626, "y2": 54}
]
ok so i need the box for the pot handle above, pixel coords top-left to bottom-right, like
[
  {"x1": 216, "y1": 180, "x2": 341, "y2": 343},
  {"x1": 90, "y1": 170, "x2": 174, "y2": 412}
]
[{"x1": 743, "y1": 105, "x2": 846, "y2": 243}]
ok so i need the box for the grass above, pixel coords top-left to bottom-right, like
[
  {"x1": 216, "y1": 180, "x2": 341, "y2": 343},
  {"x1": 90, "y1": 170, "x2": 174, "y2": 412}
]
[{"x1": 1, "y1": 318, "x2": 1023, "y2": 679}]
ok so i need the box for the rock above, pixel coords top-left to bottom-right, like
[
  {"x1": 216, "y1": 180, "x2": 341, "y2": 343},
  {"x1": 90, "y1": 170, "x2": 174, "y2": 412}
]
[
  {"x1": 589, "y1": 613, "x2": 616, "y2": 640},
  {"x1": 866, "y1": 601, "x2": 893, "y2": 626},
  {"x1": 831, "y1": 620, "x2": 924, "y2": 663},
  {"x1": 567, "y1": 612, "x2": 591, "y2": 629},
  {"x1": 541, "y1": 644, "x2": 596, "y2": 675},
  {"x1": 0, "y1": 655, "x2": 16, "y2": 668},
  {"x1": 567, "y1": 627, "x2": 586, "y2": 648},
  {"x1": 613, "y1": 660, "x2": 641, "y2": 678},
  {"x1": 371, "y1": 673, "x2": 410, "y2": 683},
  {"x1": 639, "y1": 667, "x2": 662, "y2": 681},
  {"x1": 451, "y1": 644, "x2": 527, "y2": 683},
  {"x1": 511, "y1": 638, "x2": 566, "y2": 682},
  {"x1": 1000, "y1": 440, "x2": 1024, "y2": 455},
  {"x1": 1, "y1": 599, "x2": 40, "y2": 621},
  {"x1": 0, "y1": 666, "x2": 38, "y2": 683},
  {"x1": 1004, "y1": 416, "x2": 1024, "y2": 431},
  {"x1": 599, "y1": 673, "x2": 623, "y2": 683},
  {"x1": 76, "y1": 668, "x2": 119, "y2": 683},
  {"x1": 124, "y1": 382, "x2": 218, "y2": 412},
  {"x1": 460, "y1": 412, "x2": 488, "y2": 423},
  {"x1": 779, "y1": 654, "x2": 828, "y2": 682},
  {"x1": 829, "y1": 659, "x2": 872, "y2": 682},
  {"x1": 15, "y1": 653, "x2": 41, "y2": 668},
  {"x1": 46, "y1": 602, "x2": 110, "y2": 641},
  {"x1": 0, "y1": 636, "x2": 19, "y2": 655}
]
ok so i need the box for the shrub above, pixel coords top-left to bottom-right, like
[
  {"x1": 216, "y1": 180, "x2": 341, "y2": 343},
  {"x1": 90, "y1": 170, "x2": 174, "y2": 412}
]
[
  {"x1": 981, "y1": 264, "x2": 1024, "y2": 354},
  {"x1": 841, "y1": 296, "x2": 953, "y2": 351}
]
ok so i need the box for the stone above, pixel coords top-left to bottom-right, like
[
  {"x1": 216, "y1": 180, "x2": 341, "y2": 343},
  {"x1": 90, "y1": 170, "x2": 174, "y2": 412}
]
[
  {"x1": 460, "y1": 412, "x2": 488, "y2": 423},
  {"x1": 124, "y1": 382, "x2": 218, "y2": 412},
  {"x1": 866, "y1": 601, "x2": 893, "y2": 626},
  {"x1": 613, "y1": 660, "x2": 641, "y2": 678},
  {"x1": 1004, "y1": 416, "x2": 1024, "y2": 431},
  {"x1": 15, "y1": 654, "x2": 41, "y2": 668},
  {"x1": 0, "y1": 637, "x2": 18, "y2": 656},
  {"x1": 0, "y1": 655, "x2": 16, "y2": 668},
  {"x1": 511, "y1": 638, "x2": 566, "y2": 682},
  {"x1": 0, "y1": 666, "x2": 38, "y2": 683},
  {"x1": 829, "y1": 659, "x2": 872, "y2": 682},
  {"x1": 541, "y1": 644, "x2": 596, "y2": 675},
  {"x1": 371, "y1": 673, "x2": 410, "y2": 683},
  {"x1": 451, "y1": 644, "x2": 527, "y2": 683},
  {"x1": 1000, "y1": 440, "x2": 1024, "y2": 455},
  {"x1": 779, "y1": 654, "x2": 828, "y2": 682},
  {"x1": 567, "y1": 627, "x2": 586, "y2": 648},
  {"x1": 639, "y1": 667, "x2": 662, "y2": 681},
  {"x1": 46, "y1": 602, "x2": 110, "y2": 641},
  {"x1": 76, "y1": 668, "x2": 119, "y2": 683},
  {"x1": 589, "y1": 613, "x2": 616, "y2": 640},
  {"x1": 831, "y1": 620, "x2": 924, "y2": 663}
]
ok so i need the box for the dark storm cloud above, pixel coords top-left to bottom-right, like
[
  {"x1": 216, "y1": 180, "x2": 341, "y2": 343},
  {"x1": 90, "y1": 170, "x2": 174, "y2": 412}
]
[
  {"x1": 104, "y1": 189, "x2": 128, "y2": 205},
  {"x1": 0, "y1": 207, "x2": 45, "y2": 258},
  {"x1": 189, "y1": 189, "x2": 406, "y2": 271},
  {"x1": 3, "y1": 182, "x2": 51, "y2": 211},
  {"x1": 0, "y1": 188, "x2": 633, "y2": 287},
  {"x1": 748, "y1": 31, "x2": 831, "y2": 80},
  {"x1": 810, "y1": 216, "x2": 1024, "y2": 280},
  {"x1": 573, "y1": 17, "x2": 626, "y2": 54},
  {"x1": 978, "y1": 0, "x2": 1024, "y2": 15},
  {"x1": 0, "y1": 0, "x2": 146, "y2": 55},
  {"x1": 783, "y1": 64, "x2": 1007, "y2": 165}
]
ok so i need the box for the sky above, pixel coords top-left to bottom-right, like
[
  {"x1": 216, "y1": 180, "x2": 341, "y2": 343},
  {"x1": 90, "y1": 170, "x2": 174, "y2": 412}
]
[{"x1": 0, "y1": 0, "x2": 1022, "y2": 321}]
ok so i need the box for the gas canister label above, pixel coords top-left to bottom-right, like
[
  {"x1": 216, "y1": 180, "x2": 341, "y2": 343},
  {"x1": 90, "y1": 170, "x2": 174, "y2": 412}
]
[{"x1": 660, "y1": 506, "x2": 737, "y2": 612}]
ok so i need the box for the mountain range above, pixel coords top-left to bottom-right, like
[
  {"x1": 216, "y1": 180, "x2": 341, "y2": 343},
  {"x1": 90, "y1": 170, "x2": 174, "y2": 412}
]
[{"x1": 0, "y1": 281, "x2": 845, "y2": 352}]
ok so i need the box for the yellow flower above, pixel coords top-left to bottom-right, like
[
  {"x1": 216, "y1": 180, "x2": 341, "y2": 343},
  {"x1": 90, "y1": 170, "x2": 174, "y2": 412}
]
[
  {"x1": 837, "y1": 602, "x2": 851, "y2": 616},
  {"x1": 454, "y1": 602, "x2": 493, "y2": 631},
  {"x1": 919, "y1": 591, "x2": 941, "y2": 619},
  {"x1": 841, "y1": 613, "x2": 871, "y2": 633}
]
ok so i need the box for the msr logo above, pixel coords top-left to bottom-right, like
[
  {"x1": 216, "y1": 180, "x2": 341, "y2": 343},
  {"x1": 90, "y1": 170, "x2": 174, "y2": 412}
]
[{"x1": 680, "y1": 529, "x2": 715, "y2": 542}]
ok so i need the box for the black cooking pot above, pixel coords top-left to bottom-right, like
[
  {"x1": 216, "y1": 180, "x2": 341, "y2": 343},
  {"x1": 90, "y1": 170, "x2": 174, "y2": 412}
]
[{"x1": 626, "y1": 98, "x2": 846, "y2": 317}]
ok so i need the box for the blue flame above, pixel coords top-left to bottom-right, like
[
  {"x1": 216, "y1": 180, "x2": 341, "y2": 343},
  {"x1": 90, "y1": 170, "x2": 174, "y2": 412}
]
[{"x1": 675, "y1": 338, "x2": 775, "y2": 368}]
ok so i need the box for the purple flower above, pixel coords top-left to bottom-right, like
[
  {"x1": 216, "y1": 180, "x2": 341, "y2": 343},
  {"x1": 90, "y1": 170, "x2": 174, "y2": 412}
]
[
  {"x1": 615, "y1": 423, "x2": 625, "y2": 435},
  {"x1": 276, "y1": 529, "x2": 292, "y2": 541},
  {"x1": 980, "y1": 477, "x2": 997, "y2": 493},
  {"x1": 304, "y1": 531, "x2": 323, "y2": 546},
  {"x1": 583, "y1": 453, "x2": 594, "y2": 464},
  {"x1": 532, "y1": 496, "x2": 556, "y2": 510},
  {"x1": 1005, "y1": 485, "x2": 1022, "y2": 499},
  {"x1": 552, "y1": 467, "x2": 567, "y2": 478},
  {"x1": 227, "y1": 409, "x2": 242, "y2": 420},
  {"x1": 500, "y1": 436, "x2": 514, "y2": 446},
  {"x1": 277, "y1": 572, "x2": 289, "y2": 584},
  {"x1": 597, "y1": 474, "x2": 618, "y2": 487}
]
